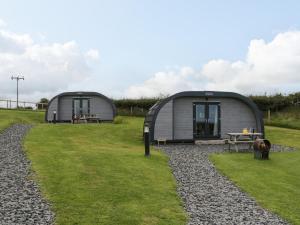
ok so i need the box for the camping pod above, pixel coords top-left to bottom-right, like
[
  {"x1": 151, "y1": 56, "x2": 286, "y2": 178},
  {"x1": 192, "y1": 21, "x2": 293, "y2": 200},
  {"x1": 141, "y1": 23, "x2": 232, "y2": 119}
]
[
  {"x1": 45, "y1": 91, "x2": 116, "y2": 122},
  {"x1": 144, "y1": 91, "x2": 264, "y2": 143}
]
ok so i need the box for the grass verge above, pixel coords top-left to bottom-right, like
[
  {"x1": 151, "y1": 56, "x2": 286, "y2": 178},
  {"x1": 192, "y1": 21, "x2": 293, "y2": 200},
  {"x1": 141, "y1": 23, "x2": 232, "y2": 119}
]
[
  {"x1": 0, "y1": 109, "x2": 44, "y2": 131},
  {"x1": 210, "y1": 126, "x2": 300, "y2": 225},
  {"x1": 24, "y1": 116, "x2": 186, "y2": 225},
  {"x1": 265, "y1": 106, "x2": 300, "y2": 130}
]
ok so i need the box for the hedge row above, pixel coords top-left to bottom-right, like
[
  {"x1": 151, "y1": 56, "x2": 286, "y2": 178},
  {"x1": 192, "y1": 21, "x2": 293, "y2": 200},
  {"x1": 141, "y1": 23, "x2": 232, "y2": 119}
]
[
  {"x1": 113, "y1": 98, "x2": 159, "y2": 110},
  {"x1": 249, "y1": 92, "x2": 300, "y2": 112},
  {"x1": 114, "y1": 92, "x2": 300, "y2": 115},
  {"x1": 39, "y1": 92, "x2": 300, "y2": 117}
]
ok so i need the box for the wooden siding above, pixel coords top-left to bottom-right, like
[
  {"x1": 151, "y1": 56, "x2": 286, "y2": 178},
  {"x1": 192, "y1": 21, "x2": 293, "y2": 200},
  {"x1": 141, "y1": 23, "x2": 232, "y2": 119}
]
[
  {"x1": 47, "y1": 97, "x2": 58, "y2": 121},
  {"x1": 58, "y1": 96, "x2": 73, "y2": 121},
  {"x1": 153, "y1": 97, "x2": 258, "y2": 141},
  {"x1": 220, "y1": 98, "x2": 257, "y2": 138},
  {"x1": 90, "y1": 97, "x2": 114, "y2": 120},
  {"x1": 154, "y1": 100, "x2": 173, "y2": 140},
  {"x1": 173, "y1": 98, "x2": 194, "y2": 139}
]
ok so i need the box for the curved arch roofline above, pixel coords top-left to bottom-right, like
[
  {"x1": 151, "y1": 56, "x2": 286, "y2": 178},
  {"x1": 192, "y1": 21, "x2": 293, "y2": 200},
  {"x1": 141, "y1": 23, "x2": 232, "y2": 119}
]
[
  {"x1": 145, "y1": 91, "x2": 264, "y2": 142},
  {"x1": 45, "y1": 91, "x2": 117, "y2": 121}
]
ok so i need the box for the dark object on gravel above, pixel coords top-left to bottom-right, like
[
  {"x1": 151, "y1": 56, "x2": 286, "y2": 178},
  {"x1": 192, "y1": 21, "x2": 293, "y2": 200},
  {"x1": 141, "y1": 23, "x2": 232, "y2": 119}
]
[{"x1": 0, "y1": 124, "x2": 54, "y2": 225}]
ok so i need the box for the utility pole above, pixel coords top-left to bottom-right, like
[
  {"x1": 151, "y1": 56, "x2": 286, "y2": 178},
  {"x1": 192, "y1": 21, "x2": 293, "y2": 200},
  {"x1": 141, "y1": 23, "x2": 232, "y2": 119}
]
[{"x1": 11, "y1": 76, "x2": 24, "y2": 108}]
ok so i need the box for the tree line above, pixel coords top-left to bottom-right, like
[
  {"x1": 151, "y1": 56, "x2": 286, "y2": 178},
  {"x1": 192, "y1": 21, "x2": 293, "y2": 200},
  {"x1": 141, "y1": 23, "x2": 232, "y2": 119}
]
[{"x1": 249, "y1": 92, "x2": 300, "y2": 112}]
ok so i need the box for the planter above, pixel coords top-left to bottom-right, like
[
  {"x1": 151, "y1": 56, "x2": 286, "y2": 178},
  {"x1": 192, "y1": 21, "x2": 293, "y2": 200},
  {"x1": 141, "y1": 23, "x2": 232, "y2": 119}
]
[
  {"x1": 253, "y1": 139, "x2": 271, "y2": 160},
  {"x1": 254, "y1": 150, "x2": 269, "y2": 160}
]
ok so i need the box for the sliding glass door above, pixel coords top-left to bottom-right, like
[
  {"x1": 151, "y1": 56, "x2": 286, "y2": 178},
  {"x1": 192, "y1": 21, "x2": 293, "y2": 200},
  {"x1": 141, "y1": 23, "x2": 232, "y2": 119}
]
[
  {"x1": 193, "y1": 102, "x2": 220, "y2": 139},
  {"x1": 81, "y1": 99, "x2": 89, "y2": 115},
  {"x1": 73, "y1": 99, "x2": 81, "y2": 117},
  {"x1": 72, "y1": 98, "x2": 90, "y2": 117}
]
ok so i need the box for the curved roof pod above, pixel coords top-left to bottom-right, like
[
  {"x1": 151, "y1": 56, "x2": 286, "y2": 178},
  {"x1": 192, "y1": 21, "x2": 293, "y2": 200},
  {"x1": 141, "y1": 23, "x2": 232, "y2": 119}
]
[
  {"x1": 45, "y1": 91, "x2": 116, "y2": 122},
  {"x1": 144, "y1": 91, "x2": 264, "y2": 142}
]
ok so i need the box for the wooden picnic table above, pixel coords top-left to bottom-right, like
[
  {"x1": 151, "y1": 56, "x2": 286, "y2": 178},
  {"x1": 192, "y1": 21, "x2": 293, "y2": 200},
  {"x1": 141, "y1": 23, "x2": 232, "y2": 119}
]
[
  {"x1": 227, "y1": 132, "x2": 263, "y2": 152},
  {"x1": 73, "y1": 115, "x2": 101, "y2": 123}
]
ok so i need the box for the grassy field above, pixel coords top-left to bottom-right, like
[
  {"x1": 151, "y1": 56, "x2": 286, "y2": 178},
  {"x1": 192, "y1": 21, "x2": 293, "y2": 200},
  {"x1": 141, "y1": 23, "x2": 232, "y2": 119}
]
[
  {"x1": 265, "y1": 106, "x2": 300, "y2": 130},
  {"x1": 0, "y1": 109, "x2": 44, "y2": 131},
  {"x1": 24, "y1": 117, "x2": 186, "y2": 225},
  {"x1": 210, "y1": 126, "x2": 300, "y2": 225},
  {"x1": 2, "y1": 109, "x2": 300, "y2": 224}
]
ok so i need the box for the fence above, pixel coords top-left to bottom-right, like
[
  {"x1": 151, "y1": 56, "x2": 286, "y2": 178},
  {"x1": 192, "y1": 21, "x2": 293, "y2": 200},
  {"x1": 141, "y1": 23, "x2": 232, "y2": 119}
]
[{"x1": 0, "y1": 99, "x2": 47, "y2": 110}]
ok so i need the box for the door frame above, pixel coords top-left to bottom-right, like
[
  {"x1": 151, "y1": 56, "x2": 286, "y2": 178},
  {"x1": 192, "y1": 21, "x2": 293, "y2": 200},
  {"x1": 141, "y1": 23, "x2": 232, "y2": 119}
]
[
  {"x1": 72, "y1": 98, "x2": 90, "y2": 116},
  {"x1": 193, "y1": 102, "x2": 221, "y2": 139}
]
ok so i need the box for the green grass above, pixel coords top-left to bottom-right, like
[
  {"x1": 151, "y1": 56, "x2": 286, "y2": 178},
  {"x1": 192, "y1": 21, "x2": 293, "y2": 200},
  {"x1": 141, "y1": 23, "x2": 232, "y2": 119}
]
[
  {"x1": 6, "y1": 108, "x2": 299, "y2": 224},
  {"x1": 0, "y1": 109, "x2": 44, "y2": 131},
  {"x1": 210, "y1": 126, "x2": 300, "y2": 225},
  {"x1": 24, "y1": 116, "x2": 186, "y2": 225},
  {"x1": 265, "y1": 106, "x2": 300, "y2": 130}
]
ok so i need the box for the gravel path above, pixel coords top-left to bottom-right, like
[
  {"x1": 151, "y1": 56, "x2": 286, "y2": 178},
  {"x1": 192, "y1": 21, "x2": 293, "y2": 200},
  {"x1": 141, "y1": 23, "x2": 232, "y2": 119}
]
[
  {"x1": 161, "y1": 145, "x2": 289, "y2": 225},
  {"x1": 0, "y1": 124, "x2": 54, "y2": 225}
]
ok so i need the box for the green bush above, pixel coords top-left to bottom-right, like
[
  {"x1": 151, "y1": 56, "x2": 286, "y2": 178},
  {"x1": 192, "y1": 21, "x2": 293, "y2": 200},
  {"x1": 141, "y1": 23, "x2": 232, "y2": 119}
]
[
  {"x1": 114, "y1": 98, "x2": 159, "y2": 109},
  {"x1": 113, "y1": 116, "x2": 124, "y2": 124},
  {"x1": 249, "y1": 92, "x2": 300, "y2": 112},
  {"x1": 113, "y1": 98, "x2": 160, "y2": 117}
]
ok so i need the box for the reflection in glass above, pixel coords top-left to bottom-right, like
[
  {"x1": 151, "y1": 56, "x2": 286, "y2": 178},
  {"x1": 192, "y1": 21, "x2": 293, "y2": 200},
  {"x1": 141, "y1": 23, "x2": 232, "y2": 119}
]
[
  {"x1": 82, "y1": 99, "x2": 89, "y2": 115},
  {"x1": 73, "y1": 99, "x2": 81, "y2": 116},
  {"x1": 195, "y1": 104, "x2": 205, "y2": 137},
  {"x1": 207, "y1": 105, "x2": 219, "y2": 136},
  {"x1": 194, "y1": 103, "x2": 219, "y2": 138},
  {"x1": 73, "y1": 99, "x2": 90, "y2": 117}
]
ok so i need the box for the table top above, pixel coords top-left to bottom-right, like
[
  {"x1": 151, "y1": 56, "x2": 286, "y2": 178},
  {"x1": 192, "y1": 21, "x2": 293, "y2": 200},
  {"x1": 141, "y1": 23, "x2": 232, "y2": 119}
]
[{"x1": 227, "y1": 132, "x2": 263, "y2": 136}]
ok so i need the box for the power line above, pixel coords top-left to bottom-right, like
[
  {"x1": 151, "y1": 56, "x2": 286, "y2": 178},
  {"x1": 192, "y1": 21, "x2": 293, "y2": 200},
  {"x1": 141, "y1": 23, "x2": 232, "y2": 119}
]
[{"x1": 11, "y1": 76, "x2": 24, "y2": 108}]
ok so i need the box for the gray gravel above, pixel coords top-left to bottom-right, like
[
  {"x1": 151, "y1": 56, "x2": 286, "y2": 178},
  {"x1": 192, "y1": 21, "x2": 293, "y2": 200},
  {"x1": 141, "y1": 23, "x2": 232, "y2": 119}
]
[
  {"x1": 0, "y1": 124, "x2": 54, "y2": 225},
  {"x1": 161, "y1": 144, "x2": 289, "y2": 225}
]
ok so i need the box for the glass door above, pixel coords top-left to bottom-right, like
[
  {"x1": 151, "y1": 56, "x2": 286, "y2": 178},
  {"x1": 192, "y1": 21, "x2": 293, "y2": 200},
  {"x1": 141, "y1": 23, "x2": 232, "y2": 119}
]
[
  {"x1": 72, "y1": 98, "x2": 90, "y2": 117},
  {"x1": 193, "y1": 102, "x2": 220, "y2": 139},
  {"x1": 73, "y1": 99, "x2": 81, "y2": 117},
  {"x1": 81, "y1": 99, "x2": 89, "y2": 115},
  {"x1": 194, "y1": 103, "x2": 206, "y2": 138},
  {"x1": 207, "y1": 103, "x2": 220, "y2": 138}
]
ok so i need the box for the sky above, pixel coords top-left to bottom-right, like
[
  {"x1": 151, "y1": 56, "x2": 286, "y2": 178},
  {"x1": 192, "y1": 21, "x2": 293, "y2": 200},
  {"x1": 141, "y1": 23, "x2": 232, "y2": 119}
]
[{"x1": 0, "y1": 0, "x2": 300, "y2": 101}]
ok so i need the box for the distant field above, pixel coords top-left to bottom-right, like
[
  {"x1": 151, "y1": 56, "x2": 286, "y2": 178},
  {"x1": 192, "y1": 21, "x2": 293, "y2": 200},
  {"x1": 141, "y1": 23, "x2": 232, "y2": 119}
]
[
  {"x1": 24, "y1": 117, "x2": 186, "y2": 225},
  {"x1": 211, "y1": 126, "x2": 300, "y2": 225},
  {"x1": 265, "y1": 106, "x2": 300, "y2": 130},
  {"x1": 0, "y1": 109, "x2": 44, "y2": 131}
]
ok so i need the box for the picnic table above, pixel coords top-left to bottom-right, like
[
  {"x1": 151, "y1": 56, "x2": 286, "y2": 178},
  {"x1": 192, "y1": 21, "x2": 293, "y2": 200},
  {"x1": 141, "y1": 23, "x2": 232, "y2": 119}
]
[
  {"x1": 227, "y1": 132, "x2": 263, "y2": 152},
  {"x1": 72, "y1": 115, "x2": 101, "y2": 123}
]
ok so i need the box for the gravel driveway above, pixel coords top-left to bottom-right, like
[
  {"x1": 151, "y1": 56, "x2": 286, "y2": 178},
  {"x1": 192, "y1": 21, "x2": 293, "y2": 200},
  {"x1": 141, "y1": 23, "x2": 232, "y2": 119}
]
[
  {"x1": 0, "y1": 124, "x2": 54, "y2": 225},
  {"x1": 161, "y1": 145, "x2": 289, "y2": 225}
]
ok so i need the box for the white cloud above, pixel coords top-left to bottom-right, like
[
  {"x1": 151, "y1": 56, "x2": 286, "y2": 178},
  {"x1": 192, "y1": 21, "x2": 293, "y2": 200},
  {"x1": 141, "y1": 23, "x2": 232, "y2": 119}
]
[
  {"x1": 0, "y1": 25, "x2": 99, "y2": 101},
  {"x1": 85, "y1": 49, "x2": 99, "y2": 61},
  {"x1": 125, "y1": 30, "x2": 300, "y2": 98},
  {"x1": 0, "y1": 19, "x2": 6, "y2": 27},
  {"x1": 0, "y1": 30, "x2": 33, "y2": 53},
  {"x1": 125, "y1": 67, "x2": 204, "y2": 98}
]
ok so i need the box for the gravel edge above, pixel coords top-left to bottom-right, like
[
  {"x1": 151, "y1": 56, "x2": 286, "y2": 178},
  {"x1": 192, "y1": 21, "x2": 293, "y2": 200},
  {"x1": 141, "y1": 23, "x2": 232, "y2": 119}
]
[
  {"x1": 0, "y1": 124, "x2": 54, "y2": 225},
  {"x1": 160, "y1": 144, "x2": 290, "y2": 225}
]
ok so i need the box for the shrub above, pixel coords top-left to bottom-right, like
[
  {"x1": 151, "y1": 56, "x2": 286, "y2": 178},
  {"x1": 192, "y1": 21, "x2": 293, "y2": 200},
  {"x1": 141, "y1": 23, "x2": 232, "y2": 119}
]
[
  {"x1": 249, "y1": 92, "x2": 300, "y2": 112},
  {"x1": 114, "y1": 98, "x2": 160, "y2": 117},
  {"x1": 113, "y1": 116, "x2": 124, "y2": 124}
]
